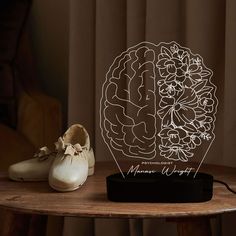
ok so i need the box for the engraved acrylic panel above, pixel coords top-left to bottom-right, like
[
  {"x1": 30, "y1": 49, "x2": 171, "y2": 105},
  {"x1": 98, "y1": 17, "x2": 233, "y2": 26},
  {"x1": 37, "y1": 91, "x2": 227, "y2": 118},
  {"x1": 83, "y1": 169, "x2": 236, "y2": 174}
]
[{"x1": 100, "y1": 41, "x2": 218, "y2": 178}]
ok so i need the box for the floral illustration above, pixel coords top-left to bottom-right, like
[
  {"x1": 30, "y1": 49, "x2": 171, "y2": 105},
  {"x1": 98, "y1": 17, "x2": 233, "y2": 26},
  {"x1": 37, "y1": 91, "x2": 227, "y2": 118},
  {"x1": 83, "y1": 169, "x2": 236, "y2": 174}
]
[{"x1": 156, "y1": 43, "x2": 217, "y2": 162}]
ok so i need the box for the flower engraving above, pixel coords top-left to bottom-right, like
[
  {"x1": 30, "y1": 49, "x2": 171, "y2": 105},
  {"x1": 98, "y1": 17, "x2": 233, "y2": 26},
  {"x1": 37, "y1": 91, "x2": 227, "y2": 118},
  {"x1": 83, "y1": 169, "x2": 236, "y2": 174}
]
[
  {"x1": 158, "y1": 87, "x2": 198, "y2": 127},
  {"x1": 156, "y1": 43, "x2": 217, "y2": 162}
]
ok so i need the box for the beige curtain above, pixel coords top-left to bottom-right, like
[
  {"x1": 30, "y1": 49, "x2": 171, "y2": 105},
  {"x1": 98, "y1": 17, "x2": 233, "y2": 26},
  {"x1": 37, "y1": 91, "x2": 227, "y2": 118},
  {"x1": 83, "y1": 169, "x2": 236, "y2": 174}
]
[{"x1": 66, "y1": 0, "x2": 236, "y2": 235}]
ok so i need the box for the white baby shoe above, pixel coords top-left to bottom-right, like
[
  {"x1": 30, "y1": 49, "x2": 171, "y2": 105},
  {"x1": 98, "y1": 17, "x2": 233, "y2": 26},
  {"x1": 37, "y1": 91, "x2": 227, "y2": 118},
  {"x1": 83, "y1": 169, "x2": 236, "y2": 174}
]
[
  {"x1": 49, "y1": 124, "x2": 95, "y2": 192},
  {"x1": 8, "y1": 147, "x2": 56, "y2": 181}
]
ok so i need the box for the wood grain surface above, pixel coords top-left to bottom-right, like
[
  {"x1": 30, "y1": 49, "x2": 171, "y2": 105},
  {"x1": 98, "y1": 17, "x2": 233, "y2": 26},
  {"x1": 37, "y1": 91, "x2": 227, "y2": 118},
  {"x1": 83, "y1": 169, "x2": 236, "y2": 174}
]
[{"x1": 0, "y1": 161, "x2": 236, "y2": 218}]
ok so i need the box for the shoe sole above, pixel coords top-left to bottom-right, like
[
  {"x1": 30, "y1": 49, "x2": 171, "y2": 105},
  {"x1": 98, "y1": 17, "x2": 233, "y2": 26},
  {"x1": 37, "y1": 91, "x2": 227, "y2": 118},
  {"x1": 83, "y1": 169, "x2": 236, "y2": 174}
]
[
  {"x1": 50, "y1": 178, "x2": 88, "y2": 192},
  {"x1": 9, "y1": 177, "x2": 47, "y2": 182},
  {"x1": 88, "y1": 166, "x2": 94, "y2": 176}
]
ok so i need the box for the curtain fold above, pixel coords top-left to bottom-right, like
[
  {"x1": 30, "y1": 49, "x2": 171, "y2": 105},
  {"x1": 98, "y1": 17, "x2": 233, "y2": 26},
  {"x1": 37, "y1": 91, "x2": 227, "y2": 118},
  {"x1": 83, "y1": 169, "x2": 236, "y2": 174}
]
[
  {"x1": 68, "y1": 0, "x2": 95, "y2": 144},
  {"x1": 224, "y1": 0, "x2": 236, "y2": 166},
  {"x1": 66, "y1": 0, "x2": 236, "y2": 235},
  {"x1": 126, "y1": 0, "x2": 146, "y2": 46}
]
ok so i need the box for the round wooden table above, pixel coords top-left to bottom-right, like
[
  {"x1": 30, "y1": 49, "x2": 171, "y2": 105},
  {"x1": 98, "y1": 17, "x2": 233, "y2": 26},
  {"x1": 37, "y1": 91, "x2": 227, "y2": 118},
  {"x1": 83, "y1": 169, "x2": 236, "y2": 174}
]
[{"x1": 0, "y1": 161, "x2": 236, "y2": 236}]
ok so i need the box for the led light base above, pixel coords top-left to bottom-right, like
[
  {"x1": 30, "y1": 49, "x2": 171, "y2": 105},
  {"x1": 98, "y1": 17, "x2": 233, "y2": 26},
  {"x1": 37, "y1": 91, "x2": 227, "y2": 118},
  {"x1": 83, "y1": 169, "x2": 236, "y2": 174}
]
[{"x1": 106, "y1": 172, "x2": 213, "y2": 203}]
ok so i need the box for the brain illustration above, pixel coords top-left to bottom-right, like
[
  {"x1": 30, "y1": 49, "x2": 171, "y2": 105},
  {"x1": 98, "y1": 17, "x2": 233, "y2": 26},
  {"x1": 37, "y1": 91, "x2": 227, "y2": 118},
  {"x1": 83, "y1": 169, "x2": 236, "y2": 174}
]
[{"x1": 100, "y1": 41, "x2": 218, "y2": 163}]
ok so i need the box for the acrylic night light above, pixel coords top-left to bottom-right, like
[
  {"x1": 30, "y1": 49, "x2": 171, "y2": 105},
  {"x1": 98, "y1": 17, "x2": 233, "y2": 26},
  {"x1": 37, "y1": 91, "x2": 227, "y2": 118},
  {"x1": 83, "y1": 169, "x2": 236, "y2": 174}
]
[{"x1": 100, "y1": 41, "x2": 218, "y2": 202}]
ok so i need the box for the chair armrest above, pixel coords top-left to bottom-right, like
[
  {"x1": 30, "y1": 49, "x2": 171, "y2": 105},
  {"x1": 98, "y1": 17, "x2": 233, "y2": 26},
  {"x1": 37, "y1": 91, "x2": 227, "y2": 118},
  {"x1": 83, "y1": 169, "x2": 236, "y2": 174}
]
[{"x1": 17, "y1": 90, "x2": 62, "y2": 149}]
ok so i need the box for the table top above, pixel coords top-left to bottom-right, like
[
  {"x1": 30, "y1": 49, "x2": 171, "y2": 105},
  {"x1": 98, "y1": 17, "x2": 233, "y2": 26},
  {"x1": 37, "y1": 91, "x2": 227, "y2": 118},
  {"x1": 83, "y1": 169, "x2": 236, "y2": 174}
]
[{"x1": 0, "y1": 161, "x2": 236, "y2": 218}]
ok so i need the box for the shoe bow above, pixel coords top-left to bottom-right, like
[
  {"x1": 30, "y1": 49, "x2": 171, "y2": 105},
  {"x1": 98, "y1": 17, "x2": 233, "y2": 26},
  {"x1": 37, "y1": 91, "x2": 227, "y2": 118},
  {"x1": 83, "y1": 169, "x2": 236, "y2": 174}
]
[
  {"x1": 55, "y1": 137, "x2": 83, "y2": 156},
  {"x1": 34, "y1": 147, "x2": 53, "y2": 161}
]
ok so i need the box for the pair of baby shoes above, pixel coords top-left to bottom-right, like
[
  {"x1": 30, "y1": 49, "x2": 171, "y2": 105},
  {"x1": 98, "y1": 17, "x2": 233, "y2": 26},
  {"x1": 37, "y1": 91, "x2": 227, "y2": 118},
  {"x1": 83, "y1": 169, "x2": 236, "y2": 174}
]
[{"x1": 8, "y1": 124, "x2": 95, "y2": 192}]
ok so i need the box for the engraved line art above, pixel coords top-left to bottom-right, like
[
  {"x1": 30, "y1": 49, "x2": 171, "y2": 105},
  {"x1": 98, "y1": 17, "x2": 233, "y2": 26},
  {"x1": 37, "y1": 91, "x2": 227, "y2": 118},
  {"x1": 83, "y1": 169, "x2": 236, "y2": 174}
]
[{"x1": 100, "y1": 41, "x2": 218, "y2": 177}]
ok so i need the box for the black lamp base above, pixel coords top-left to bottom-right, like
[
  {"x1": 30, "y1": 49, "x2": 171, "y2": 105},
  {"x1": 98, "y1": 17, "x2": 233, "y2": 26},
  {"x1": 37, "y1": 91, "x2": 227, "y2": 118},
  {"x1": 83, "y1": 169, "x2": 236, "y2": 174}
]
[{"x1": 106, "y1": 172, "x2": 213, "y2": 203}]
